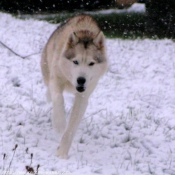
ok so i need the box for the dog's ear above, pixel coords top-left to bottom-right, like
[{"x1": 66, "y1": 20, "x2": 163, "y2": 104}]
[
  {"x1": 93, "y1": 32, "x2": 105, "y2": 49},
  {"x1": 68, "y1": 32, "x2": 79, "y2": 48}
]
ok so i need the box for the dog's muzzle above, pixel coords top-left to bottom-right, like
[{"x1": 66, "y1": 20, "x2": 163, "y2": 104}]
[{"x1": 76, "y1": 77, "x2": 86, "y2": 93}]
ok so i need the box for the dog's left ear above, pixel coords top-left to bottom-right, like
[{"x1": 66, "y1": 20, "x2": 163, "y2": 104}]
[
  {"x1": 93, "y1": 32, "x2": 105, "y2": 49},
  {"x1": 68, "y1": 32, "x2": 79, "y2": 48}
]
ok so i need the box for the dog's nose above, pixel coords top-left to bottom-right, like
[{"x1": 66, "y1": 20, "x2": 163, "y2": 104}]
[{"x1": 77, "y1": 77, "x2": 86, "y2": 85}]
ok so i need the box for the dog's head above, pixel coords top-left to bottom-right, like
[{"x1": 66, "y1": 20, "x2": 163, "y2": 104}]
[{"x1": 60, "y1": 30, "x2": 108, "y2": 93}]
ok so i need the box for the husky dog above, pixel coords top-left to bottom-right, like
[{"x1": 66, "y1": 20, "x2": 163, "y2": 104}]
[{"x1": 41, "y1": 15, "x2": 108, "y2": 159}]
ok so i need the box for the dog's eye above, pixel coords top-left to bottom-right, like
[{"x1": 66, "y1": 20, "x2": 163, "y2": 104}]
[
  {"x1": 89, "y1": 62, "x2": 95, "y2": 66},
  {"x1": 73, "y1": 60, "x2": 79, "y2": 65}
]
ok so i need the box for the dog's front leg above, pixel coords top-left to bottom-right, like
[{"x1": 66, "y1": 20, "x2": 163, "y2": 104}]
[
  {"x1": 57, "y1": 93, "x2": 88, "y2": 159},
  {"x1": 49, "y1": 80, "x2": 66, "y2": 134}
]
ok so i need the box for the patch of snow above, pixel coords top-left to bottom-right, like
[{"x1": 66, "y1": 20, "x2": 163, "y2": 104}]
[
  {"x1": 87, "y1": 3, "x2": 145, "y2": 15},
  {"x1": 127, "y1": 3, "x2": 145, "y2": 13}
]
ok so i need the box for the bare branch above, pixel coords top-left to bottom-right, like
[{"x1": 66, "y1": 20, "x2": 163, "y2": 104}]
[{"x1": 0, "y1": 40, "x2": 41, "y2": 59}]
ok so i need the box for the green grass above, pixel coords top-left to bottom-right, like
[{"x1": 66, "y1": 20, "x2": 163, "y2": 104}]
[
  {"x1": 92, "y1": 13, "x2": 146, "y2": 39},
  {"x1": 39, "y1": 12, "x2": 146, "y2": 39},
  {"x1": 16, "y1": 12, "x2": 175, "y2": 39}
]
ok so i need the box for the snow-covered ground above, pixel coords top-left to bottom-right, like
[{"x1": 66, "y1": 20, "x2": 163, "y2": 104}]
[
  {"x1": 0, "y1": 12, "x2": 175, "y2": 175},
  {"x1": 87, "y1": 3, "x2": 145, "y2": 14}
]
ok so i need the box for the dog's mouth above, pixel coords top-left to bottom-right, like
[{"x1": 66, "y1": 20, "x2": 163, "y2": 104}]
[{"x1": 76, "y1": 86, "x2": 85, "y2": 93}]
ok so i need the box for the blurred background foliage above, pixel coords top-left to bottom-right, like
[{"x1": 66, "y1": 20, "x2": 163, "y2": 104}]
[
  {"x1": 0, "y1": 0, "x2": 115, "y2": 12},
  {"x1": 0, "y1": 0, "x2": 175, "y2": 39}
]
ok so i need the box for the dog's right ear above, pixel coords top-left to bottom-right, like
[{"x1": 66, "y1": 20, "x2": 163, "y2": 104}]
[
  {"x1": 67, "y1": 32, "x2": 79, "y2": 48},
  {"x1": 93, "y1": 31, "x2": 105, "y2": 50}
]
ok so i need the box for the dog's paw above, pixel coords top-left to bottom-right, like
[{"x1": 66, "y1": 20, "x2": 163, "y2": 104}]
[{"x1": 56, "y1": 147, "x2": 68, "y2": 159}]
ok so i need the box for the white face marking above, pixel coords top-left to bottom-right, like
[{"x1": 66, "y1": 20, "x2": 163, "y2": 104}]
[
  {"x1": 71, "y1": 50, "x2": 96, "y2": 92},
  {"x1": 61, "y1": 39, "x2": 107, "y2": 93}
]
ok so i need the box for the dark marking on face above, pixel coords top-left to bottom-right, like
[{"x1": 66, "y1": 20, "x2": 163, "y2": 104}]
[
  {"x1": 94, "y1": 52, "x2": 106, "y2": 63},
  {"x1": 84, "y1": 41, "x2": 88, "y2": 49},
  {"x1": 64, "y1": 49, "x2": 75, "y2": 60},
  {"x1": 78, "y1": 38, "x2": 93, "y2": 49},
  {"x1": 74, "y1": 30, "x2": 95, "y2": 49}
]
